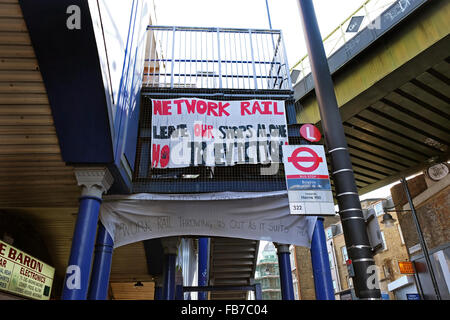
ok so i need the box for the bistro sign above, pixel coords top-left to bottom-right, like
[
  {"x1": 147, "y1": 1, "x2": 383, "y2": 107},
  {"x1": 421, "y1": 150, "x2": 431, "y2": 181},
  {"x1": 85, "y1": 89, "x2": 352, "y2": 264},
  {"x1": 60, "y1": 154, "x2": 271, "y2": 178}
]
[{"x1": 0, "y1": 240, "x2": 54, "y2": 300}]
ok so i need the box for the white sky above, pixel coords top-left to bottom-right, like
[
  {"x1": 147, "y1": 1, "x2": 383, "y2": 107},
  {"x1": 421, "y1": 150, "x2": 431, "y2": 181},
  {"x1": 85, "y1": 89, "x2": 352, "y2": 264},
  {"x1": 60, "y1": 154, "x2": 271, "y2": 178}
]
[{"x1": 153, "y1": 0, "x2": 364, "y2": 67}]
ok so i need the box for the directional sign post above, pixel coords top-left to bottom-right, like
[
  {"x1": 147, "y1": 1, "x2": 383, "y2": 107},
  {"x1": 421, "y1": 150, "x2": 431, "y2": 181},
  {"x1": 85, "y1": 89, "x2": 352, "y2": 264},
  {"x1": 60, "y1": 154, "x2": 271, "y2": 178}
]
[{"x1": 283, "y1": 145, "x2": 335, "y2": 216}]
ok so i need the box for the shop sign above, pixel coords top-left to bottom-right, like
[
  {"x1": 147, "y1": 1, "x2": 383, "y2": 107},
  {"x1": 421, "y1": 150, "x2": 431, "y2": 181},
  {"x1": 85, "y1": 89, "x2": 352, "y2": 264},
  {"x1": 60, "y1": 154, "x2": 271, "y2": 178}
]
[{"x1": 0, "y1": 240, "x2": 54, "y2": 300}]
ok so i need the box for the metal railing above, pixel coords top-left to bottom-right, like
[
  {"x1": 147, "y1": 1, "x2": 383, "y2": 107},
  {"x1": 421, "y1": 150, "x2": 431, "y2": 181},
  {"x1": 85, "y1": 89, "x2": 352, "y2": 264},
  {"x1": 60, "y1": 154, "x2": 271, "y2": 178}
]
[
  {"x1": 144, "y1": 26, "x2": 292, "y2": 91},
  {"x1": 290, "y1": 0, "x2": 398, "y2": 84}
]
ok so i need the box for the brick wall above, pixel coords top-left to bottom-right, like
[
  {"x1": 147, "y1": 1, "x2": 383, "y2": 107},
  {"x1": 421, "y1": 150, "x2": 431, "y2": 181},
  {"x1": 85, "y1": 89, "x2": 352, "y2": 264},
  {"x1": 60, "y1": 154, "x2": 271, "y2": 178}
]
[
  {"x1": 293, "y1": 246, "x2": 316, "y2": 300},
  {"x1": 390, "y1": 174, "x2": 450, "y2": 255}
]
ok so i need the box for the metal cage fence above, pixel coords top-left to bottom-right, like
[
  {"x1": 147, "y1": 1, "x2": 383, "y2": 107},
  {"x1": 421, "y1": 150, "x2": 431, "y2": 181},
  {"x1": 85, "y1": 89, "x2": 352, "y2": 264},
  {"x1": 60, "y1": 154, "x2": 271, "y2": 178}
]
[
  {"x1": 133, "y1": 94, "x2": 294, "y2": 193},
  {"x1": 143, "y1": 26, "x2": 292, "y2": 91}
]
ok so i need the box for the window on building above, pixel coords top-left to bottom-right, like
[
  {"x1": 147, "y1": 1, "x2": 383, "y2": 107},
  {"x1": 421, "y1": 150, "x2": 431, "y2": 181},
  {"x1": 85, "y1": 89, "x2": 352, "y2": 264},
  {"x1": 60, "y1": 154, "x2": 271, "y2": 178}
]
[
  {"x1": 381, "y1": 231, "x2": 388, "y2": 251},
  {"x1": 348, "y1": 277, "x2": 353, "y2": 288},
  {"x1": 328, "y1": 251, "x2": 334, "y2": 268},
  {"x1": 332, "y1": 280, "x2": 337, "y2": 292},
  {"x1": 293, "y1": 283, "x2": 299, "y2": 300},
  {"x1": 292, "y1": 272, "x2": 299, "y2": 300},
  {"x1": 374, "y1": 202, "x2": 384, "y2": 216},
  {"x1": 383, "y1": 264, "x2": 391, "y2": 279},
  {"x1": 290, "y1": 249, "x2": 296, "y2": 270},
  {"x1": 326, "y1": 228, "x2": 333, "y2": 239},
  {"x1": 397, "y1": 224, "x2": 405, "y2": 245},
  {"x1": 341, "y1": 246, "x2": 348, "y2": 264}
]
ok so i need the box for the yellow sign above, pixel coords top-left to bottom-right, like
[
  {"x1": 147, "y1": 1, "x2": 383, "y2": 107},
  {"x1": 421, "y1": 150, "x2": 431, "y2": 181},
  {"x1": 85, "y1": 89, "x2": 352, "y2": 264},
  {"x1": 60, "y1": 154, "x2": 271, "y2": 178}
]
[
  {"x1": 398, "y1": 261, "x2": 415, "y2": 274},
  {"x1": 0, "y1": 240, "x2": 55, "y2": 300}
]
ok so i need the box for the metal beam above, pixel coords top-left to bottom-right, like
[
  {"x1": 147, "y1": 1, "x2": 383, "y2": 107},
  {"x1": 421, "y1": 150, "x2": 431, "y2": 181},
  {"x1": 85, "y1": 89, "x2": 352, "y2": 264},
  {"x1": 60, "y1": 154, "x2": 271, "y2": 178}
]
[{"x1": 297, "y1": 0, "x2": 450, "y2": 124}]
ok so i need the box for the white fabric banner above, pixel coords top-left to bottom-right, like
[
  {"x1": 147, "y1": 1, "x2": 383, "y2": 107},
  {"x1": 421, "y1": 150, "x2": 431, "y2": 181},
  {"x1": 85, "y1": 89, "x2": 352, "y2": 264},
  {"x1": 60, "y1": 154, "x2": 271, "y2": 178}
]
[
  {"x1": 150, "y1": 98, "x2": 288, "y2": 168},
  {"x1": 99, "y1": 191, "x2": 318, "y2": 249}
]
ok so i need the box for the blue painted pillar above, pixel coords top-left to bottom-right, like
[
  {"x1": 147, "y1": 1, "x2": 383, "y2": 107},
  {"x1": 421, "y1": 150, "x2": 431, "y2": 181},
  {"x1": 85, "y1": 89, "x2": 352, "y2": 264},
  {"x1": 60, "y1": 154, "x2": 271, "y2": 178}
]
[
  {"x1": 162, "y1": 237, "x2": 179, "y2": 300},
  {"x1": 310, "y1": 217, "x2": 335, "y2": 300},
  {"x1": 154, "y1": 276, "x2": 163, "y2": 300},
  {"x1": 175, "y1": 284, "x2": 184, "y2": 300},
  {"x1": 275, "y1": 243, "x2": 295, "y2": 300},
  {"x1": 88, "y1": 223, "x2": 114, "y2": 300},
  {"x1": 62, "y1": 196, "x2": 102, "y2": 300},
  {"x1": 254, "y1": 283, "x2": 262, "y2": 300},
  {"x1": 198, "y1": 237, "x2": 209, "y2": 300},
  {"x1": 61, "y1": 167, "x2": 113, "y2": 300},
  {"x1": 163, "y1": 253, "x2": 177, "y2": 300},
  {"x1": 154, "y1": 286, "x2": 163, "y2": 300}
]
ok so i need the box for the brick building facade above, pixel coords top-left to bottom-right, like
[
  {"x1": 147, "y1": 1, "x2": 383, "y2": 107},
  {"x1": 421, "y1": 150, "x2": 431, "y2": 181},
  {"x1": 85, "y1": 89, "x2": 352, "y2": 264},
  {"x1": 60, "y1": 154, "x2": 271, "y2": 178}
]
[
  {"x1": 292, "y1": 199, "x2": 412, "y2": 299},
  {"x1": 390, "y1": 170, "x2": 450, "y2": 300}
]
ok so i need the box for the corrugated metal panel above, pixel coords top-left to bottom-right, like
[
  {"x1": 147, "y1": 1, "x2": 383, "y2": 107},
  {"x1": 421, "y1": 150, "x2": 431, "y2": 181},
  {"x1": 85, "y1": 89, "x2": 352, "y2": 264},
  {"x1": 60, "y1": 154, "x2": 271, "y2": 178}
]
[{"x1": 0, "y1": 0, "x2": 79, "y2": 207}]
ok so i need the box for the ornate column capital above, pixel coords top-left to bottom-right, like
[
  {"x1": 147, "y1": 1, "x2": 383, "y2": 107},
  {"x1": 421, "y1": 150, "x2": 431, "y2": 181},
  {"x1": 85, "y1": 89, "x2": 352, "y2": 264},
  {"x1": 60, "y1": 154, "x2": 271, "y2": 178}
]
[
  {"x1": 161, "y1": 237, "x2": 180, "y2": 255},
  {"x1": 74, "y1": 166, "x2": 114, "y2": 199},
  {"x1": 274, "y1": 243, "x2": 290, "y2": 254}
]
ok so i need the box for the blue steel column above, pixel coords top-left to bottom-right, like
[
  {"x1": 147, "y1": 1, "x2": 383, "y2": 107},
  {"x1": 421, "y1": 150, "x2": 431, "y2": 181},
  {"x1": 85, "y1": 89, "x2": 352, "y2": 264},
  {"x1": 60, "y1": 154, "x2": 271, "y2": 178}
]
[
  {"x1": 62, "y1": 196, "x2": 101, "y2": 300},
  {"x1": 162, "y1": 237, "x2": 179, "y2": 300},
  {"x1": 62, "y1": 167, "x2": 113, "y2": 300},
  {"x1": 163, "y1": 253, "x2": 177, "y2": 300},
  {"x1": 198, "y1": 237, "x2": 209, "y2": 300},
  {"x1": 88, "y1": 223, "x2": 114, "y2": 300},
  {"x1": 310, "y1": 218, "x2": 335, "y2": 300},
  {"x1": 275, "y1": 243, "x2": 295, "y2": 300},
  {"x1": 154, "y1": 275, "x2": 163, "y2": 300}
]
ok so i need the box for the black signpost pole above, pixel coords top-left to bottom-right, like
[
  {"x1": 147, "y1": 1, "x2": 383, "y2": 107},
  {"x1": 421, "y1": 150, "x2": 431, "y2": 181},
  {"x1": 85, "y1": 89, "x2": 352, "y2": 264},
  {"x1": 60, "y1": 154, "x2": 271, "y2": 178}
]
[{"x1": 296, "y1": 0, "x2": 381, "y2": 299}]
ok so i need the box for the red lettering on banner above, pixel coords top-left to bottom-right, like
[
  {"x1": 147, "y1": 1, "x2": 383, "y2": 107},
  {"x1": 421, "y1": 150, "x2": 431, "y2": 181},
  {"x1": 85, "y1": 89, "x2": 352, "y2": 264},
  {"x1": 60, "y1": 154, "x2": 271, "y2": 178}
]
[
  {"x1": 219, "y1": 102, "x2": 230, "y2": 116},
  {"x1": 152, "y1": 144, "x2": 161, "y2": 167},
  {"x1": 173, "y1": 99, "x2": 184, "y2": 114},
  {"x1": 207, "y1": 125, "x2": 213, "y2": 138},
  {"x1": 153, "y1": 100, "x2": 172, "y2": 115},
  {"x1": 274, "y1": 102, "x2": 283, "y2": 115},
  {"x1": 241, "y1": 101, "x2": 251, "y2": 115},
  {"x1": 194, "y1": 124, "x2": 214, "y2": 138},
  {"x1": 185, "y1": 99, "x2": 197, "y2": 114},
  {"x1": 153, "y1": 100, "x2": 162, "y2": 115},
  {"x1": 207, "y1": 102, "x2": 219, "y2": 116},
  {"x1": 261, "y1": 101, "x2": 273, "y2": 114},
  {"x1": 252, "y1": 101, "x2": 263, "y2": 114},
  {"x1": 240, "y1": 101, "x2": 283, "y2": 115},
  {"x1": 197, "y1": 100, "x2": 207, "y2": 114},
  {"x1": 162, "y1": 100, "x2": 172, "y2": 115},
  {"x1": 152, "y1": 144, "x2": 170, "y2": 168},
  {"x1": 194, "y1": 124, "x2": 200, "y2": 137},
  {"x1": 160, "y1": 145, "x2": 170, "y2": 168}
]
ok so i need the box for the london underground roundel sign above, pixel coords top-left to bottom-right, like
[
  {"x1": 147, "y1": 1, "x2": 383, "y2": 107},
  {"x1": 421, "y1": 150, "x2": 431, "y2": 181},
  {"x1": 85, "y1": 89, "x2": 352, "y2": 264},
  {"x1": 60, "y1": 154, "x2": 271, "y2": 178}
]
[
  {"x1": 287, "y1": 147, "x2": 323, "y2": 172},
  {"x1": 300, "y1": 124, "x2": 321, "y2": 142},
  {"x1": 282, "y1": 144, "x2": 335, "y2": 216}
]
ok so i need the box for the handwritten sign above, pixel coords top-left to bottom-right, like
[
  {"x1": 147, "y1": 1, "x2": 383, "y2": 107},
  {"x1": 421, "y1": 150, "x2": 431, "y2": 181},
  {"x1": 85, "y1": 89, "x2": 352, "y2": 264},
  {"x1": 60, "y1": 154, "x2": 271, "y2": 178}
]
[
  {"x1": 100, "y1": 191, "x2": 317, "y2": 248},
  {"x1": 0, "y1": 240, "x2": 54, "y2": 300},
  {"x1": 151, "y1": 98, "x2": 288, "y2": 168}
]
